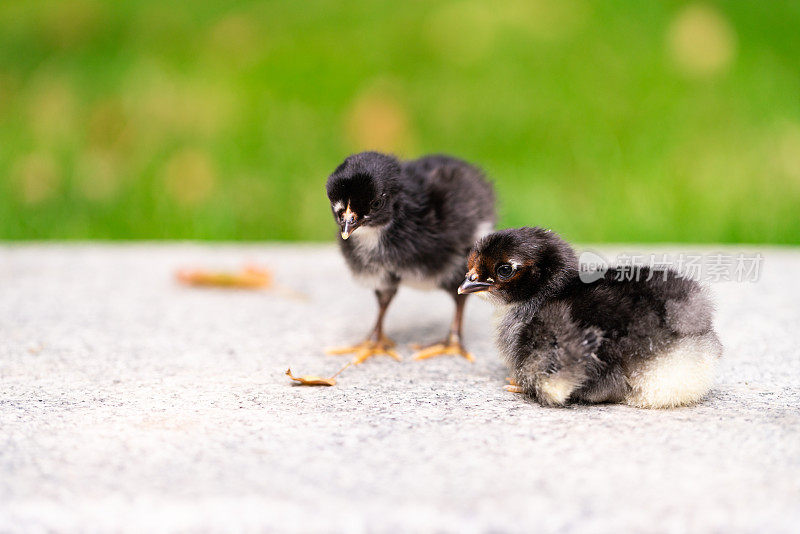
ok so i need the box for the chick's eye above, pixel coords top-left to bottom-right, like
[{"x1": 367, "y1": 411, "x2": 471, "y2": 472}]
[
  {"x1": 496, "y1": 263, "x2": 514, "y2": 280},
  {"x1": 370, "y1": 197, "x2": 384, "y2": 211}
]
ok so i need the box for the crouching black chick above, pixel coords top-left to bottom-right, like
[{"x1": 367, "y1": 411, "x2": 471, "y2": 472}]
[
  {"x1": 326, "y1": 151, "x2": 496, "y2": 363},
  {"x1": 459, "y1": 227, "x2": 722, "y2": 408}
]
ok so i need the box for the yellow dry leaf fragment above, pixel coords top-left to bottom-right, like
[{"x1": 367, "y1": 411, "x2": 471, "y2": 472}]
[
  {"x1": 176, "y1": 265, "x2": 272, "y2": 289},
  {"x1": 285, "y1": 369, "x2": 336, "y2": 386},
  {"x1": 285, "y1": 360, "x2": 352, "y2": 387}
]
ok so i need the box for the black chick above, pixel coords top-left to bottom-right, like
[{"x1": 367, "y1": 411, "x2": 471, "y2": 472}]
[
  {"x1": 459, "y1": 227, "x2": 722, "y2": 408},
  {"x1": 325, "y1": 151, "x2": 496, "y2": 363}
]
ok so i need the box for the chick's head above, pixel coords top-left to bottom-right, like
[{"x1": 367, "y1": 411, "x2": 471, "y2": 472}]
[
  {"x1": 460, "y1": 227, "x2": 578, "y2": 304},
  {"x1": 326, "y1": 152, "x2": 401, "y2": 239}
]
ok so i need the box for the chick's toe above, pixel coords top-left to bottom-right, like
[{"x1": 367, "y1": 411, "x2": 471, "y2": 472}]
[
  {"x1": 326, "y1": 335, "x2": 401, "y2": 364},
  {"x1": 412, "y1": 340, "x2": 475, "y2": 362}
]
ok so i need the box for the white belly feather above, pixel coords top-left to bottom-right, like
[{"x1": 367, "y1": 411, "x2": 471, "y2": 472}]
[{"x1": 624, "y1": 333, "x2": 722, "y2": 408}]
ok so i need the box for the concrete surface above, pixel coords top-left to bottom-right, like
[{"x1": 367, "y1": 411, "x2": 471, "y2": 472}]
[{"x1": 1, "y1": 243, "x2": 799, "y2": 533}]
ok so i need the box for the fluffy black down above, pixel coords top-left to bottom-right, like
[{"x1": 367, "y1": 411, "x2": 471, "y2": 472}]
[
  {"x1": 326, "y1": 152, "x2": 496, "y2": 291},
  {"x1": 470, "y1": 227, "x2": 722, "y2": 407}
]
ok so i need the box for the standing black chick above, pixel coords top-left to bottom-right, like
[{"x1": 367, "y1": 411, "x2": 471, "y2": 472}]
[
  {"x1": 459, "y1": 227, "x2": 722, "y2": 408},
  {"x1": 325, "y1": 151, "x2": 496, "y2": 363}
]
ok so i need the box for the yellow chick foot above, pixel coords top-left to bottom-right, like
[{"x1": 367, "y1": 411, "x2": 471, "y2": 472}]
[
  {"x1": 504, "y1": 377, "x2": 525, "y2": 393},
  {"x1": 411, "y1": 339, "x2": 475, "y2": 362},
  {"x1": 325, "y1": 335, "x2": 401, "y2": 364}
]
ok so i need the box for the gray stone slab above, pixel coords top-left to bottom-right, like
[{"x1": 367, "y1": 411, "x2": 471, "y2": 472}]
[{"x1": 0, "y1": 244, "x2": 798, "y2": 533}]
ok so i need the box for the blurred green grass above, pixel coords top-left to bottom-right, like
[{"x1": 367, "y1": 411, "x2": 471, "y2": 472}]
[{"x1": 0, "y1": 0, "x2": 798, "y2": 243}]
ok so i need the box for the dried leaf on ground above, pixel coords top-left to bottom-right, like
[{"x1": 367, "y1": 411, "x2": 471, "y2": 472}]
[
  {"x1": 176, "y1": 265, "x2": 272, "y2": 289},
  {"x1": 285, "y1": 369, "x2": 337, "y2": 386},
  {"x1": 285, "y1": 360, "x2": 352, "y2": 387}
]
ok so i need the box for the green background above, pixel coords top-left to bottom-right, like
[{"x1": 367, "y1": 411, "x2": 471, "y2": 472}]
[{"x1": 1, "y1": 1, "x2": 798, "y2": 243}]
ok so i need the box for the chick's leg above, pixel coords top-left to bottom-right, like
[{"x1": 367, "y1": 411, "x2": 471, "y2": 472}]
[
  {"x1": 412, "y1": 294, "x2": 475, "y2": 362},
  {"x1": 326, "y1": 288, "x2": 401, "y2": 364}
]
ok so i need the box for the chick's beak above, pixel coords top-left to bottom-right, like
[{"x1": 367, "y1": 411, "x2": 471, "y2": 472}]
[
  {"x1": 341, "y1": 208, "x2": 359, "y2": 240},
  {"x1": 458, "y1": 277, "x2": 492, "y2": 294}
]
